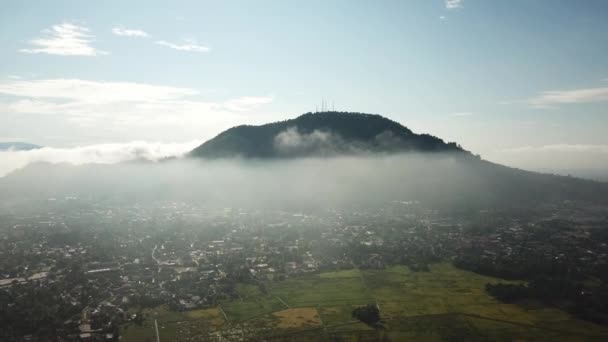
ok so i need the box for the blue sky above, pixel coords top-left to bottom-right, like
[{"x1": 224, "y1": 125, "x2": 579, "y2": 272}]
[{"x1": 1, "y1": 0, "x2": 607, "y2": 172}]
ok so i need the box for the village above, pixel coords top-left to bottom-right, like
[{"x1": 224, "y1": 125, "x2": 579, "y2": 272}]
[{"x1": 1, "y1": 198, "x2": 608, "y2": 340}]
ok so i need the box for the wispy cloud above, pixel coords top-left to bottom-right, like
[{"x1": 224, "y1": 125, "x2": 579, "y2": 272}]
[
  {"x1": 503, "y1": 144, "x2": 608, "y2": 154},
  {"x1": 445, "y1": 0, "x2": 463, "y2": 9},
  {"x1": 112, "y1": 26, "x2": 148, "y2": 38},
  {"x1": 439, "y1": 16, "x2": 447, "y2": 20},
  {"x1": 155, "y1": 39, "x2": 210, "y2": 52},
  {"x1": 0, "y1": 79, "x2": 272, "y2": 137},
  {"x1": 0, "y1": 79, "x2": 197, "y2": 103},
  {"x1": 20, "y1": 22, "x2": 106, "y2": 56},
  {"x1": 0, "y1": 79, "x2": 271, "y2": 112},
  {"x1": 0, "y1": 141, "x2": 201, "y2": 177},
  {"x1": 528, "y1": 87, "x2": 608, "y2": 108},
  {"x1": 448, "y1": 112, "x2": 473, "y2": 117}
]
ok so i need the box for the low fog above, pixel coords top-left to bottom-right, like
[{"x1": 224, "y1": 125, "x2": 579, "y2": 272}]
[
  {"x1": 1, "y1": 153, "x2": 605, "y2": 212},
  {"x1": 0, "y1": 141, "x2": 201, "y2": 177}
]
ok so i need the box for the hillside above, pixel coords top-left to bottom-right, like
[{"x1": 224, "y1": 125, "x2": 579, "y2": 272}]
[
  {"x1": 1, "y1": 112, "x2": 607, "y2": 209},
  {"x1": 190, "y1": 112, "x2": 464, "y2": 158},
  {"x1": 186, "y1": 111, "x2": 608, "y2": 206}
]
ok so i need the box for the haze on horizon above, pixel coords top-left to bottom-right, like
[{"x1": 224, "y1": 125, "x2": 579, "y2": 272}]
[{"x1": 1, "y1": 0, "x2": 608, "y2": 177}]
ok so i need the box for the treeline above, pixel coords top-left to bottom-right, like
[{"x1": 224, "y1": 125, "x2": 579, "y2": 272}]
[
  {"x1": 486, "y1": 279, "x2": 608, "y2": 324},
  {"x1": 453, "y1": 254, "x2": 575, "y2": 281},
  {"x1": 457, "y1": 255, "x2": 608, "y2": 325}
]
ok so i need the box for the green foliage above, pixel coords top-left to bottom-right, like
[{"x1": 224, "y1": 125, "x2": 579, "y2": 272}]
[
  {"x1": 351, "y1": 304, "x2": 380, "y2": 326},
  {"x1": 190, "y1": 111, "x2": 463, "y2": 158},
  {"x1": 485, "y1": 283, "x2": 529, "y2": 303},
  {"x1": 122, "y1": 265, "x2": 608, "y2": 341}
]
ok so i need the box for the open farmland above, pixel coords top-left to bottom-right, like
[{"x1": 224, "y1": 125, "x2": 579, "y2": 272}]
[{"x1": 122, "y1": 263, "x2": 608, "y2": 341}]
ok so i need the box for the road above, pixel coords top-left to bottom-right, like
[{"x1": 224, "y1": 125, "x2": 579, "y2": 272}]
[
  {"x1": 151, "y1": 245, "x2": 160, "y2": 265},
  {"x1": 154, "y1": 319, "x2": 160, "y2": 342}
]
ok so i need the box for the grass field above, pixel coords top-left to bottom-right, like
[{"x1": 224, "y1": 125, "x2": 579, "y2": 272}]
[
  {"x1": 273, "y1": 307, "x2": 321, "y2": 328},
  {"x1": 120, "y1": 305, "x2": 226, "y2": 342},
  {"x1": 268, "y1": 271, "x2": 373, "y2": 307},
  {"x1": 122, "y1": 263, "x2": 608, "y2": 341}
]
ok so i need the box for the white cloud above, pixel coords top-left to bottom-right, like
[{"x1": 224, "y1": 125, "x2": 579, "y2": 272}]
[
  {"x1": 274, "y1": 127, "x2": 333, "y2": 154},
  {"x1": 155, "y1": 39, "x2": 210, "y2": 52},
  {"x1": 0, "y1": 79, "x2": 271, "y2": 114},
  {"x1": 20, "y1": 22, "x2": 107, "y2": 56},
  {"x1": 448, "y1": 112, "x2": 473, "y2": 117},
  {"x1": 528, "y1": 87, "x2": 608, "y2": 108},
  {"x1": 439, "y1": 16, "x2": 447, "y2": 20},
  {"x1": 445, "y1": 0, "x2": 463, "y2": 9},
  {"x1": 0, "y1": 78, "x2": 273, "y2": 139},
  {"x1": 112, "y1": 26, "x2": 148, "y2": 38},
  {"x1": 0, "y1": 141, "x2": 201, "y2": 177},
  {"x1": 0, "y1": 79, "x2": 197, "y2": 103}
]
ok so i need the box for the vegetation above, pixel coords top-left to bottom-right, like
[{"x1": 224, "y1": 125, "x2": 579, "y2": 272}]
[
  {"x1": 120, "y1": 263, "x2": 608, "y2": 341},
  {"x1": 2, "y1": 182, "x2": 608, "y2": 340},
  {"x1": 190, "y1": 111, "x2": 464, "y2": 158},
  {"x1": 185, "y1": 112, "x2": 608, "y2": 208},
  {"x1": 486, "y1": 279, "x2": 608, "y2": 325},
  {"x1": 484, "y1": 283, "x2": 529, "y2": 303},
  {"x1": 351, "y1": 304, "x2": 381, "y2": 326}
]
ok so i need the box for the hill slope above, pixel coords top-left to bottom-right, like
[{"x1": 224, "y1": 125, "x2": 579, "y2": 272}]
[
  {"x1": 190, "y1": 112, "x2": 464, "y2": 158},
  {"x1": 1, "y1": 112, "x2": 606, "y2": 209},
  {"x1": 185, "y1": 111, "x2": 608, "y2": 207}
]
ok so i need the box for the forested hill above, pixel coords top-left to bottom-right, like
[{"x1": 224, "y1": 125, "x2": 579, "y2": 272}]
[
  {"x1": 189, "y1": 112, "x2": 465, "y2": 158},
  {"x1": 184, "y1": 111, "x2": 608, "y2": 207},
  {"x1": 2, "y1": 112, "x2": 606, "y2": 208}
]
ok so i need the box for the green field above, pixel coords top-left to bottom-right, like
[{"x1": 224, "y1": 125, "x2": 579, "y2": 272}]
[{"x1": 122, "y1": 263, "x2": 608, "y2": 341}]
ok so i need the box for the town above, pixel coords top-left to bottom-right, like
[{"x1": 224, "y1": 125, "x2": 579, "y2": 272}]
[{"x1": 1, "y1": 197, "x2": 608, "y2": 340}]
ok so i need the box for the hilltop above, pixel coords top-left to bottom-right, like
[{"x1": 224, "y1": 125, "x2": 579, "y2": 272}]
[{"x1": 190, "y1": 112, "x2": 464, "y2": 158}]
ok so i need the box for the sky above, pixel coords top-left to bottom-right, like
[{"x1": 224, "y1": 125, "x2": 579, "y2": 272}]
[{"x1": 1, "y1": 0, "x2": 607, "y2": 175}]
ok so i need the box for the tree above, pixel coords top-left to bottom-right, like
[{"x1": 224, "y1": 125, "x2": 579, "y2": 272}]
[{"x1": 352, "y1": 304, "x2": 380, "y2": 326}]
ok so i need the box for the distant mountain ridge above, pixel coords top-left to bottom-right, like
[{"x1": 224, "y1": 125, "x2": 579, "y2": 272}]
[
  {"x1": 190, "y1": 112, "x2": 464, "y2": 158},
  {"x1": 0, "y1": 142, "x2": 41, "y2": 151},
  {"x1": 1, "y1": 112, "x2": 606, "y2": 209}
]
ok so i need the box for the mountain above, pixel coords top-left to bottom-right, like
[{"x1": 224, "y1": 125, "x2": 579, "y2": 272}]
[
  {"x1": 186, "y1": 111, "x2": 608, "y2": 207},
  {"x1": 0, "y1": 142, "x2": 42, "y2": 151},
  {"x1": 190, "y1": 112, "x2": 464, "y2": 158},
  {"x1": 1, "y1": 112, "x2": 607, "y2": 210}
]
